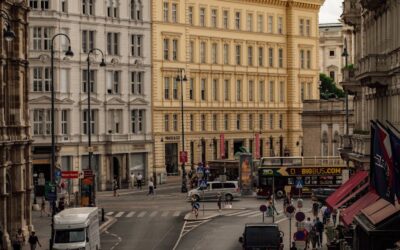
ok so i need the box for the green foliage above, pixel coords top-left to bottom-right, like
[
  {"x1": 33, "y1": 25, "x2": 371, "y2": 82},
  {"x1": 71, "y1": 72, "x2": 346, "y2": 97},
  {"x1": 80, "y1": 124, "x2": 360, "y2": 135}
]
[{"x1": 319, "y1": 73, "x2": 345, "y2": 99}]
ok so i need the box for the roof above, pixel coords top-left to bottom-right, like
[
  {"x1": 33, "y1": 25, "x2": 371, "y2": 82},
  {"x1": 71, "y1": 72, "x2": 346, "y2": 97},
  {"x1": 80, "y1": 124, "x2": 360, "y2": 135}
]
[
  {"x1": 319, "y1": 23, "x2": 342, "y2": 28},
  {"x1": 341, "y1": 191, "x2": 380, "y2": 226},
  {"x1": 361, "y1": 199, "x2": 400, "y2": 225},
  {"x1": 54, "y1": 207, "x2": 98, "y2": 225}
]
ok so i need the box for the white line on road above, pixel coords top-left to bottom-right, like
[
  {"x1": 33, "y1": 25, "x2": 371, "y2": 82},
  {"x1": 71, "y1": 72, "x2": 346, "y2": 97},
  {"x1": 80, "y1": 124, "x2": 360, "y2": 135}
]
[
  {"x1": 106, "y1": 212, "x2": 114, "y2": 216},
  {"x1": 161, "y1": 211, "x2": 169, "y2": 217},
  {"x1": 104, "y1": 230, "x2": 122, "y2": 250},
  {"x1": 149, "y1": 211, "x2": 158, "y2": 217},
  {"x1": 225, "y1": 210, "x2": 252, "y2": 217},
  {"x1": 137, "y1": 211, "x2": 147, "y2": 217},
  {"x1": 275, "y1": 217, "x2": 288, "y2": 224},
  {"x1": 248, "y1": 212, "x2": 264, "y2": 218},
  {"x1": 173, "y1": 211, "x2": 181, "y2": 217},
  {"x1": 126, "y1": 211, "x2": 135, "y2": 217},
  {"x1": 115, "y1": 212, "x2": 125, "y2": 218},
  {"x1": 237, "y1": 211, "x2": 260, "y2": 217}
]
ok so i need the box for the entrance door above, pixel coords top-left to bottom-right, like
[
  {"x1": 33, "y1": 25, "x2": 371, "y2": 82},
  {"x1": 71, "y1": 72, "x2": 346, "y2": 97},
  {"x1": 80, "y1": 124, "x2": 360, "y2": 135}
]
[
  {"x1": 165, "y1": 143, "x2": 178, "y2": 175},
  {"x1": 234, "y1": 140, "x2": 244, "y2": 155},
  {"x1": 113, "y1": 157, "x2": 120, "y2": 180}
]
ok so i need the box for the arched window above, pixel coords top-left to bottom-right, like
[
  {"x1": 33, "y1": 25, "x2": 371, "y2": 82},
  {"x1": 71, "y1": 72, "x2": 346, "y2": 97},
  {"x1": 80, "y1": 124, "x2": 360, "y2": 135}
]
[
  {"x1": 131, "y1": 0, "x2": 142, "y2": 20},
  {"x1": 332, "y1": 131, "x2": 340, "y2": 156},
  {"x1": 322, "y1": 131, "x2": 328, "y2": 156}
]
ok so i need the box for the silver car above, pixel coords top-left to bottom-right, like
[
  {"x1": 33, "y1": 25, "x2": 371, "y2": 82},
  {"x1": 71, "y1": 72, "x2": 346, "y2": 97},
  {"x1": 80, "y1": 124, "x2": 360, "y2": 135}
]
[{"x1": 187, "y1": 181, "x2": 241, "y2": 201}]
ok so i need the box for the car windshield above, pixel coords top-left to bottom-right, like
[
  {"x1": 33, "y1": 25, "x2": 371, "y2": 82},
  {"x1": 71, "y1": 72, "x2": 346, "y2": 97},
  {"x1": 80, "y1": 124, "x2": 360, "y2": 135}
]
[{"x1": 54, "y1": 228, "x2": 85, "y2": 243}]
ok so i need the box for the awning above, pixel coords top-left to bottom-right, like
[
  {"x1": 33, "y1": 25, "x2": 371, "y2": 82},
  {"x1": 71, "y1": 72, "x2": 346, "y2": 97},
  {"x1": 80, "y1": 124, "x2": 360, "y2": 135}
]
[
  {"x1": 326, "y1": 171, "x2": 369, "y2": 209},
  {"x1": 341, "y1": 191, "x2": 380, "y2": 226},
  {"x1": 361, "y1": 198, "x2": 400, "y2": 226}
]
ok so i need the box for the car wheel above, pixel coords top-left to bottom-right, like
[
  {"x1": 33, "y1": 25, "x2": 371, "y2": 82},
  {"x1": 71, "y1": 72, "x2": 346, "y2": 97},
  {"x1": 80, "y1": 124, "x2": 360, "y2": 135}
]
[
  {"x1": 192, "y1": 194, "x2": 200, "y2": 202},
  {"x1": 225, "y1": 194, "x2": 233, "y2": 202},
  {"x1": 276, "y1": 190, "x2": 285, "y2": 199}
]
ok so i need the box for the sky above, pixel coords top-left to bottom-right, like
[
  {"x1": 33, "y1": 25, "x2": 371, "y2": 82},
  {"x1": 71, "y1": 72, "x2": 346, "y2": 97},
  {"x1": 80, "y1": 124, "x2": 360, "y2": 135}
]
[{"x1": 319, "y1": 0, "x2": 342, "y2": 24}]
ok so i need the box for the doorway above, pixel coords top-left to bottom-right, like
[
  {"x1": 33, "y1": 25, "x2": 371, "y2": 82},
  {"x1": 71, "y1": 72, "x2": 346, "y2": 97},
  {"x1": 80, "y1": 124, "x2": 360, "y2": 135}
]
[
  {"x1": 234, "y1": 140, "x2": 244, "y2": 155},
  {"x1": 201, "y1": 139, "x2": 206, "y2": 163},
  {"x1": 113, "y1": 157, "x2": 120, "y2": 180},
  {"x1": 165, "y1": 143, "x2": 178, "y2": 175}
]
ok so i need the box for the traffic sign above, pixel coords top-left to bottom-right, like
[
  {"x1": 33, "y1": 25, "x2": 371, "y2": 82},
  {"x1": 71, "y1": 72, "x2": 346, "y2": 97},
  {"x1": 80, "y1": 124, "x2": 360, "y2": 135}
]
[
  {"x1": 199, "y1": 179, "x2": 207, "y2": 188},
  {"x1": 179, "y1": 151, "x2": 188, "y2": 163},
  {"x1": 83, "y1": 169, "x2": 94, "y2": 178},
  {"x1": 295, "y1": 179, "x2": 304, "y2": 189},
  {"x1": 61, "y1": 171, "x2": 79, "y2": 179},
  {"x1": 295, "y1": 211, "x2": 305, "y2": 222},
  {"x1": 259, "y1": 204, "x2": 267, "y2": 212},
  {"x1": 55, "y1": 170, "x2": 61, "y2": 178},
  {"x1": 286, "y1": 205, "x2": 295, "y2": 215}
]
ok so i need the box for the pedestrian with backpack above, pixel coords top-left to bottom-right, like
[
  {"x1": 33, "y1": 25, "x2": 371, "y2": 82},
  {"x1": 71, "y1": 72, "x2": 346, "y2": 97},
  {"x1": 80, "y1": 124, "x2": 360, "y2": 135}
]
[{"x1": 28, "y1": 231, "x2": 41, "y2": 250}]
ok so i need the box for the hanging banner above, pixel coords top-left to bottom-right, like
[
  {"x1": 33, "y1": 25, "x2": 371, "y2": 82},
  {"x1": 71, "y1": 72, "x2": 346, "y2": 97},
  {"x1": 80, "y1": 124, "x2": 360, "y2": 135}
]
[
  {"x1": 220, "y1": 133, "x2": 225, "y2": 159},
  {"x1": 255, "y1": 133, "x2": 260, "y2": 159},
  {"x1": 239, "y1": 153, "x2": 253, "y2": 195}
]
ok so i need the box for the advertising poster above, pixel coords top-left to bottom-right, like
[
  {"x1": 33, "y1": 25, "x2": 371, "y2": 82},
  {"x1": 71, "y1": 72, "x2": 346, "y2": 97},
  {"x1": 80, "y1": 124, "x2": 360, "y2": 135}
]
[{"x1": 239, "y1": 153, "x2": 253, "y2": 195}]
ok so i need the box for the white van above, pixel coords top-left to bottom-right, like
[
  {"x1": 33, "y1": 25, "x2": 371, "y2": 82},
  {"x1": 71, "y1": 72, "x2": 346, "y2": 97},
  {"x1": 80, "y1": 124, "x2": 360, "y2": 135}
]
[{"x1": 53, "y1": 207, "x2": 100, "y2": 250}]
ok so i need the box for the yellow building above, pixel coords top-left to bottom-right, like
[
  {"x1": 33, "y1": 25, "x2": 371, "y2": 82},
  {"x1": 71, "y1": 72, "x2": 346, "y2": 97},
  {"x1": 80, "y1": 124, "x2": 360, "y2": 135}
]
[{"x1": 151, "y1": 0, "x2": 324, "y2": 175}]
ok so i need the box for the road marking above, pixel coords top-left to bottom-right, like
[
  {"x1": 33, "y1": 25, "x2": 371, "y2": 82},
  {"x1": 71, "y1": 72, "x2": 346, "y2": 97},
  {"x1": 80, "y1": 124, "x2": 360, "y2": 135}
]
[
  {"x1": 115, "y1": 212, "x2": 124, "y2": 218},
  {"x1": 106, "y1": 212, "x2": 114, "y2": 216},
  {"x1": 137, "y1": 211, "x2": 147, "y2": 217},
  {"x1": 104, "y1": 230, "x2": 122, "y2": 250},
  {"x1": 126, "y1": 211, "x2": 135, "y2": 217},
  {"x1": 248, "y1": 212, "x2": 264, "y2": 218},
  {"x1": 225, "y1": 210, "x2": 251, "y2": 216},
  {"x1": 275, "y1": 217, "x2": 288, "y2": 224},
  {"x1": 237, "y1": 211, "x2": 260, "y2": 217},
  {"x1": 149, "y1": 211, "x2": 158, "y2": 217},
  {"x1": 161, "y1": 211, "x2": 169, "y2": 217},
  {"x1": 173, "y1": 211, "x2": 181, "y2": 217}
]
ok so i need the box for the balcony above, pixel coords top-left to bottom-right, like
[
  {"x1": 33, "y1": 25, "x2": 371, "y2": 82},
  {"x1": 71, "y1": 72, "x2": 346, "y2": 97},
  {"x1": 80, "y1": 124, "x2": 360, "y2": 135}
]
[
  {"x1": 341, "y1": 0, "x2": 361, "y2": 27},
  {"x1": 360, "y1": 0, "x2": 386, "y2": 11},
  {"x1": 356, "y1": 54, "x2": 390, "y2": 88},
  {"x1": 340, "y1": 67, "x2": 361, "y2": 94},
  {"x1": 339, "y1": 131, "x2": 371, "y2": 166}
]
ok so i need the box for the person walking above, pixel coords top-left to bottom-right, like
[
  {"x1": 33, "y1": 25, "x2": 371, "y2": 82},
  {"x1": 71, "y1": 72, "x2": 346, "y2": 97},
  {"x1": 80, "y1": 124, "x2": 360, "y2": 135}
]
[
  {"x1": 130, "y1": 172, "x2": 135, "y2": 189},
  {"x1": 304, "y1": 217, "x2": 313, "y2": 249},
  {"x1": 40, "y1": 197, "x2": 49, "y2": 217},
  {"x1": 147, "y1": 178, "x2": 155, "y2": 195},
  {"x1": 332, "y1": 208, "x2": 338, "y2": 226},
  {"x1": 28, "y1": 231, "x2": 41, "y2": 250},
  {"x1": 136, "y1": 173, "x2": 143, "y2": 190},
  {"x1": 315, "y1": 217, "x2": 324, "y2": 247},
  {"x1": 12, "y1": 229, "x2": 25, "y2": 250},
  {"x1": 309, "y1": 226, "x2": 318, "y2": 250},
  {"x1": 113, "y1": 178, "x2": 119, "y2": 197},
  {"x1": 217, "y1": 193, "x2": 222, "y2": 212},
  {"x1": 312, "y1": 201, "x2": 320, "y2": 218}
]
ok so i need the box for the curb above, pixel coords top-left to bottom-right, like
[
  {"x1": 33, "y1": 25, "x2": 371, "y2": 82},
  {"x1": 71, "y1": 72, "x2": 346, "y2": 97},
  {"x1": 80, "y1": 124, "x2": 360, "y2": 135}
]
[{"x1": 99, "y1": 216, "x2": 116, "y2": 233}]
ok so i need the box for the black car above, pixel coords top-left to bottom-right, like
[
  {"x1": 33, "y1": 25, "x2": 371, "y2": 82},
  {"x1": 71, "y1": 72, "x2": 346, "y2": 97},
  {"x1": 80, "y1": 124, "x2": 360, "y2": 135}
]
[
  {"x1": 239, "y1": 223, "x2": 284, "y2": 250},
  {"x1": 311, "y1": 188, "x2": 336, "y2": 203}
]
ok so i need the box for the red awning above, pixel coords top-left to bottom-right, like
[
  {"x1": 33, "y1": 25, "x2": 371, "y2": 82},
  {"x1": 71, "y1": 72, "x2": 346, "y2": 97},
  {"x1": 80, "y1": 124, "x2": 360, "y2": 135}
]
[
  {"x1": 341, "y1": 191, "x2": 380, "y2": 226},
  {"x1": 326, "y1": 171, "x2": 369, "y2": 209}
]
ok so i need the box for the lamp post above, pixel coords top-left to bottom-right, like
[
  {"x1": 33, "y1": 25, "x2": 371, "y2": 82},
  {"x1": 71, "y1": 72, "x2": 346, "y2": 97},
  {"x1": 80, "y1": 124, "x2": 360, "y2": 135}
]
[
  {"x1": 50, "y1": 33, "x2": 73, "y2": 250},
  {"x1": 86, "y1": 48, "x2": 106, "y2": 206},
  {"x1": 176, "y1": 69, "x2": 188, "y2": 193},
  {"x1": 342, "y1": 38, "x2": 350, "y2": 137}
]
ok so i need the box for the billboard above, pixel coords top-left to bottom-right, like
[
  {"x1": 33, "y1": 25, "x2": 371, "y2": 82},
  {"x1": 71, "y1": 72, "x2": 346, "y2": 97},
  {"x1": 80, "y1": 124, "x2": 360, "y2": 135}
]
[{"x1": 239, "y1": 153, "x2": 253, "y2": 195}]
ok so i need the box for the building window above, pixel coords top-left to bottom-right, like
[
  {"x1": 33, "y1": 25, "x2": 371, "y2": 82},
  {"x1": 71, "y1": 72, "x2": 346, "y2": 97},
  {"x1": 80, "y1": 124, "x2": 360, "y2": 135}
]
[
  {"x1": 164, "y1": 77, "x2": 170, "y2": 99},
  {"x1": 131, "y1": 109, "x2": 145, "y2": 134},
  {"x1": 248, "y1": 80, "x2": 254, "y2": 101},
  {"x1": 211, "y1": 9, "x2": 217, "y2": 27},
  {"x1": 269, "y1": 113, "x2": 274, "y2": 129},
  {"x1": 201, "y1": 114, "x2": 206, "y2": 131},
  {"x1": 278, "y1": 17, "x2": 283, "y2": 34},
  {"x1": 32, "y1": 27, "x2": 52, "y2": 51},
  {"x1": 279, "y1": 114, "x2": 283, "y2": 129},
  {"x1": 299, "y1": 18, "x2": 304, "y2": 36},
  {"x1": 131, "y1": 71, "x2": 144, "y2": 95},
  {"x1": 269, "y1": 80, "x2": 275, "y2": 102},
  {"x1": 306, "y1": 50, "x2": 311, "y2": 69},
  {"x1": 307, "y1": 82, "x2": 312, "y2": 99},
  {"x1": 268, "y1": 47, "x2": 274, "y2": 67},
  {"x1": 249, "y1": 114, "x2": 254, "y2": 130},
  {"x1": 212, "y1": 79, "x2": 218, "y2": 101},
  {"x1": 212, "y1": 114, "x2": 218, "y2": 131},
  {"x1": 32, "y1": 67, "x2": 51, "y2": 92},
  {"x1": 223, "y1": 10, "x2": 229, "y2": 29},
  {"x1": 107, "y1": 32, "x2": 119, "y2": 55},
  {"x1": 83, "y1": 109, "x2": 96, "y2": 134},
  {"x1": 30, "y1": 0, "x2": 49, "y2": 10},
  {"x1": 189, "y1": 41, "x2": 194, "y2": 62},
  {"x1": 259, "y1": 114, "x2": 264, "y2": 130},
  {"x1": 107, "y1": 0, "x2": 118, "y2": 18},
  {"x1": 61, "y1": 0, "x2": 67, "y2": 12},
  {"x1": 82, "y1": 30, "x2": 95, "y2": 53},
  {"x1": 164, "y1": 114, "x2": 169, "y2": 132},
  {"x1": 163, "y1": 2, "x2": 169, "y2": 22},
  {"x1": 279, "y1": 81, "x2": 285, "y2": 102},
  {"x1": 301, "y1": 82, "x2": 305, "y2": 101},
  {"x1": 259, "y1": 80, "x2": 265, "y2": 102},
  {"x1": 258, "y1": 47, "x2": 263, "y2": 66},
  {"x1": 211, "y1": 43, "x2": 218, "y2": 64},
  {"x1": 190, "y1": 114, "x2": 194, "y2": 131},
  {"x1": 257, "y1": 14, "x2": 263, "y2": 32},
  {"x1": 248, "y1": 46, "x2": 253, "y2": 66},
  {"x1": 236, "y1": 114, "x2": 241, "y2": 130},
  {"x1": 330, "y1": 71, "x2": 335, "y2": 81},
  {"x1": 278, "y1": 48, "x2": 283, "y2": 68},
  {"x1": 268, "y1": 15, "x2": 273, "y2": 33},
  {"x1": 163, "y1": 39, "x2": 169, "y2": 60},
  {"x1": 224, "y1": 79, "x2": 230, "y2": 101},
  {"x1": 131, "y1": 0, "x2": 143, "y2": 20},
  {"x1": 188, "y1": 6, "x2": 193, "y2": 25},
  {"x1": 171, "y1": 3, "x2": 177, "y2": 23},
  {"x1": 173, "y1": 78, "x2": 179, "y2": 99},
  {"x1": 235, "y1": 45, "x2": 241, "y2": 65},
  {"x1": 224, "y1": 114, "x2": 229, "y2": 130},
  {"x1": 236, "y1": 80, "x2": 241, "y2": 101},
  {"x1": 82, "y1": 0, "x2": 94, "y2": 15},
  {"x1": 235, "y1": 12, "x2": 241, "y2": 30},
  {"x1": 108, "y1": 109, "x2": 122, "y2": 134},
  {"x1": 106, "y1": 71, "x2": 120, "y2": 94},
  {"x1": 329, "y1": 50, "x2": 335, "y2": 57},
  {"x1": 300, "y1": 49, "x2": 305, "y2": 69},
  {"x1": 82, "y1": 69, "x2": 95, "y2": 93},
  {"x1": 200, "y1": 7, "x2": 206, "y2": 26},
  {"x1": 173, "y1": 114, "x2": 178, "y2": 131},
  {"x1": 306, "y1": 19, "x2": 311, "y2": 36},
  {"x1": 200, "y1": 78, "x2": 206, "y2": 101},
  {"x1": 172, "y1": 39, "x2": 178, "y2": 61},
  {"x1": 200, "y1": 41, "x2": 206, "y2": 63},
  {"x1": 33, "y1": 109, "x2": 51, "y2": 135},
  {"x1": 247, "y1": 13, "x2": 253, "y2": 31},
  {"x1": 131, "y1": 34, "x2": 143, "y2": 57},
  {"x1": 223, "y1": 44, "x2": 229, "y2": 64},
  {"x1": 189, "y1": 78, "x2": 194, "y2": 100}
]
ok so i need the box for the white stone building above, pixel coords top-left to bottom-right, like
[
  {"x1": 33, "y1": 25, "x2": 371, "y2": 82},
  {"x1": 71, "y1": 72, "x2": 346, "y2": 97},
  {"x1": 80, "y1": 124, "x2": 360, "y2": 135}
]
[{"x1": 28, "y1": 0, "x2": 152, "y2": 193}]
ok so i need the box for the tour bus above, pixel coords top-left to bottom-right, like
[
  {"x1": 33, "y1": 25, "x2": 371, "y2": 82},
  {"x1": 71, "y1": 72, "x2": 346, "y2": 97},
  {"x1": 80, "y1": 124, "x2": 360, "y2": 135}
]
[
  {"x1": 53, "y1": 207, "x2": 100, "y2": 250},
  {"x1": 256, "y1": 156, "x2": 350, "y2": 198}
]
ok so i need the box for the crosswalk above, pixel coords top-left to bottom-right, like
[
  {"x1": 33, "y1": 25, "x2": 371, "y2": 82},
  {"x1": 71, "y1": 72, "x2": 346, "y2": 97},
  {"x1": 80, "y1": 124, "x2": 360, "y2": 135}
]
[{"x1": 106, "y1": 210, "x2": 183, "y2": 219}]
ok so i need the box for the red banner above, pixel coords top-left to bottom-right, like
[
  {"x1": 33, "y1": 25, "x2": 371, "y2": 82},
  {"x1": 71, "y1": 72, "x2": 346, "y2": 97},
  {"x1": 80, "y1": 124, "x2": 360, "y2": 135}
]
[
  {"x1": 61, "y1": 171, "x2": 79, "y2": 179},
  {"x1": 220, "y1": 133, "x2": 225, "y2": 159},
  {"x1": 180, "y1": 151, "x2": 188, "y2": 163},
  {"x1": 255, "y1": 133, "x2": 260, "y2": 159}
]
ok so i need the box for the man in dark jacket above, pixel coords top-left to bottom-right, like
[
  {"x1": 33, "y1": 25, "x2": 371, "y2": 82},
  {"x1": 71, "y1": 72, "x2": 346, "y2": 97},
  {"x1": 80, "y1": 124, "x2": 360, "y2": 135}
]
[{"x1": 315, "y1": 217, "x2": 324, "y2": 247}]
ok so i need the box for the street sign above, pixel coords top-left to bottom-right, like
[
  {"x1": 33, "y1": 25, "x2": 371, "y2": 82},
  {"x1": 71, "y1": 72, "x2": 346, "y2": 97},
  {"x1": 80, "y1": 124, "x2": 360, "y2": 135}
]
[
  {"x1": 179, "y1": 151, "x2": 188, "y2": 163},
  {"x1": 295, "y1": 179, "x2": 304, "y2": 189},
  {"x1": 295, "y1": 211, "x2": 305, "y2": 222},
  {"x1": 83, "y1": 169, "x2": 94, "y2": 178},
  {"x1": 45, "y1": 182, "x2": 57, "y2": 201},
  {"x1": 259, "y1": 204, "x2": 267, "y2": 212},
  {"x1": 297, "y1": 199, "x2": 303, "y2": 208},
  {"x1": 61, "y1": 171, "x2": 79, "y2": 179},
  {"x1": 199, "y1": 179, "x2": 207, "y2": 188},
  {"x1": 286, "y1": 205, "x2": 295, "y2": 216},
  {"x1": 55, "y1": 170, "x2": 61, "y2": 178}
]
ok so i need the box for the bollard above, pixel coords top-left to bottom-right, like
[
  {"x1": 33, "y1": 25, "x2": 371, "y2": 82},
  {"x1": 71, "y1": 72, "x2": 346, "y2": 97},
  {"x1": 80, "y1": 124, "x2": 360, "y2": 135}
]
[{"x1": 101, "y1": 208, "x2": 105, "y2": 222}]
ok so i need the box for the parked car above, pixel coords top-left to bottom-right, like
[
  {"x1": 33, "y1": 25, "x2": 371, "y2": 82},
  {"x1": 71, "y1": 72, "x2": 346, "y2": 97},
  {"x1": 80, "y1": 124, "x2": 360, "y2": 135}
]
[
  {"x1": 187, "y1": 181, "x2": 241, "y2": 201},
  {"x1": 239, "y1": 223, "x2": 284, "y2": 250},
  {"x1": 311, "y1": 188, "x2": 336, "y2": 203}
]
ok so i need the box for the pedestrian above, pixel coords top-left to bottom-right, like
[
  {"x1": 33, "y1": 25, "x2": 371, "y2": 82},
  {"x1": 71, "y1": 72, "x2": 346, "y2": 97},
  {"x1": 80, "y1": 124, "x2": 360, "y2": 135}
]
[
  {"x1": 58, "y1": 197, "x2": 65, "y2": 212},
  {"x1": 193, "y1": 201, "x2": 200, "y2": 219},
  {"x1": 309, "y1": 226, "x2": 318, "y2": 250},
  {"x1": 217, "y1": 193, "x2": 222, "y2": 212},
  {"x1": 136, "y1": 173, "x2": 143, "y2": 190},
  {"x1": 113, "y1": 177, "x2": 119, "y2": 197},
  {"x1": 290, "y1": 241, "x2": 297, "y2": 250},
  {"x1": 147, "y1": 178, "x2": 155, "y2": 195},
  {"x1": 12, "y1": 229, "x2": 25, "y2": 250},
  {"x1": 190, "y1": 196, "x2": 197, "y2": 213},
  {"x1": 325, "y1": 218, "x2": 335, "y2": 244},
  {"x1": 130, "y1": 172, "x2": 135, "y2": 189},
  {"x1": 315, "y1": 217, "x2": 324, "y2": 247},
  {"x1": 332, "y1": 208, "x2": 337, "y2": 226},
  {"x1": 40, "y1": 197, "x2": 49, "y2": 217},
  {"x1": 304, "y1": 217, "x2": 313, "y2": 249},
  {"x1": 323, "y1": 206, "x2": 331, "y2": 225},
  {"x1": 28, "y1": 231, "x2": 41, "y2": 250},
  {"x1": 312, "y1": 201, "x2": 320, "y2": 218}
]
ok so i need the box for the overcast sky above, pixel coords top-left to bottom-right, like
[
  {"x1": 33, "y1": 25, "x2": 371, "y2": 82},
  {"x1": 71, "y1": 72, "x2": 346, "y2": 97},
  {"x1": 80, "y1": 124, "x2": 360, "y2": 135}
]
[{"x1": 319, "y1": 0, "x2": 342, "y2": 24}]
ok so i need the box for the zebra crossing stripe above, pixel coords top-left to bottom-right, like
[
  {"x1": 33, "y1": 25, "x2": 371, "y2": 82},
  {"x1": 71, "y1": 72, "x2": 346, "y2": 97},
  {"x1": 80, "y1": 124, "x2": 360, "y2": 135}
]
[
  {"x1": 237, "y1": 211, "x2": 260, "y2": 217},
  {"x1": 126, "y1": 211, "x2": 136, "y2": 217},
  {"x1": 173, "y1": 211, "x2": 181, "y2": 217},
  {"x1": 161, "y1": 211, "x2": 169, "y2": 217},
  {"x1": 138, "y1": 211, "x2": 147, "y2": 218},
  {"x1": 225, "y1": 210, "x2": 252, "y2": 217},
  {"x1": 149, "y1": 211, "x2": 158, "y2": 217},
  {"x1": 106, "y1": 212, "x2": 114, "y2": 216},
  {"x1": 115, "y1": 212, "x2": 125, "y2": 218},
  {"x1": 248, "y1": 212, "x2": 264, "y2": 218}
]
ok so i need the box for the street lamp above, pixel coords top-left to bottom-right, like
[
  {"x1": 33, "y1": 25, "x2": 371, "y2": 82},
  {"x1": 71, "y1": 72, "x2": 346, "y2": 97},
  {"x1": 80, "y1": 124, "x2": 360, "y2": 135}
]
[
  {"x1": 86, "y1": 48, "x2": 106, "y2": 206},
  {"x1": 176, "y1": 69, "x2": 188, "y2": 193},
  {"x1": 50, "y1": 33, "x2": 73, "y2": 250},
  {"x1": 342, "y1": 38, "x2": 350, "y2": 137},
  {"x1": 0, "y1": 10, "x2": 15, "y2": 42}
]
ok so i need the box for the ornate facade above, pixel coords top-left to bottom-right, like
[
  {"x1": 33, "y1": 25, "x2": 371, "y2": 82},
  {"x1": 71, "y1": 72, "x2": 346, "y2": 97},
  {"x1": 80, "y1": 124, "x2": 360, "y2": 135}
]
[
  {"x1": 0, "y1": 1, "x2": 32, "y2": 249},
  {"x1": 151, "y1": 0, "x2": 324, "y2": 175}
]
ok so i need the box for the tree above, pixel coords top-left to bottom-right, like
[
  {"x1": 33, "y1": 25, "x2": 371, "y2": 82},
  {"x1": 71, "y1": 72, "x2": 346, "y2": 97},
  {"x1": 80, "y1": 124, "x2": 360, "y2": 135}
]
[{"x1": 319, "y1": 73, "x2": 345, "y2": 99}]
